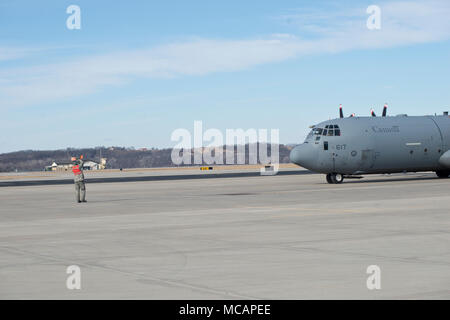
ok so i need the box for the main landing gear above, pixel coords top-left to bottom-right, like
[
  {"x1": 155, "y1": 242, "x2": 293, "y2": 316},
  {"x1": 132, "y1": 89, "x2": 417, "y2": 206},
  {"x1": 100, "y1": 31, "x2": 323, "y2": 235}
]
[
  {"x1": 435, "y1": 170, "x2": 450, "y2": 178},
  {"x1": 326, "y1": 173, "x2": 344, "y2": 184}
]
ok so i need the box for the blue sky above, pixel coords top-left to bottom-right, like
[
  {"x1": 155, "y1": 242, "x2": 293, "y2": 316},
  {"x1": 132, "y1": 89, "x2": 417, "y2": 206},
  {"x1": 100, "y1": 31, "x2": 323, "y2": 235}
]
[{"x1": 1, "y1": 0, "x2": 450, "y2": 153}]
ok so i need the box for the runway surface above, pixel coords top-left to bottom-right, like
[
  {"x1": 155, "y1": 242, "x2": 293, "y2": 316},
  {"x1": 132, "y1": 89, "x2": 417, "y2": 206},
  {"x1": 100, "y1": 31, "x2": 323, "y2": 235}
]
[
  {"x1": 0, "y1": 169, "x2": 312, "y2": 187},
  {"x1": 0, "y1": 171, "x2": 449, "y2": 299}
]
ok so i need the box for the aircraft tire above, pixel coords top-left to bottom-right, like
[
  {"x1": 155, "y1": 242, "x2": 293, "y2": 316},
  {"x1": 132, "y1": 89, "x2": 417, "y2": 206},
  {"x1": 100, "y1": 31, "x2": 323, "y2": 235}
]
[
  {"x1": 327, "y1": 173, "x2": 344, "y2": 184},
  {"x1": 436, "y1": 170, "x2": 450, "y2": 178},
  {"x1": 326, "y1": 174, "x2": 333, "y2": 184}
]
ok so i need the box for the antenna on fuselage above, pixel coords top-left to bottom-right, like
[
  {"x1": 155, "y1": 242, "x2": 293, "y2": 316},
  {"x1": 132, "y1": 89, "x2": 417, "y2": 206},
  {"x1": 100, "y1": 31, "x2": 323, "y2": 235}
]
[
  {"x1": 339, "y1": 104, "x2": 344, "y2": 118},
  {"x1": 382, "y1": 103, "x2": 388, "y2": 117}
]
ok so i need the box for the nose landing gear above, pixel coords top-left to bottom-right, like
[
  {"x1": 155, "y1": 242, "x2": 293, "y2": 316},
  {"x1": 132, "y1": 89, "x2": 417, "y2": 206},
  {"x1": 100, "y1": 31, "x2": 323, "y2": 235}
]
[{"x1": 326, "y1": 173, "x2": 344, "y2": 184}]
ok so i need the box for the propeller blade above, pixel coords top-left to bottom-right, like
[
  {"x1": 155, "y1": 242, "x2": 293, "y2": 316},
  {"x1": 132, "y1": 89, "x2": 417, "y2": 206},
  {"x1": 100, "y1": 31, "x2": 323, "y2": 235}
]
[
  {"x1": 339, "y1": 104, "x2": 344, "y2": 118},
  {"x1": 382, "y1": 103, "x2": 388, "y2": 117}
]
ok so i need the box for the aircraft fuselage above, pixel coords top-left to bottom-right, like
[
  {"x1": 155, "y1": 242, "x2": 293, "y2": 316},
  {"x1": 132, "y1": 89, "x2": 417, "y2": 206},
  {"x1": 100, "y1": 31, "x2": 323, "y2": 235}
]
[{"x1": 290, "y1": 115, "x2": 450, "y2": 179}]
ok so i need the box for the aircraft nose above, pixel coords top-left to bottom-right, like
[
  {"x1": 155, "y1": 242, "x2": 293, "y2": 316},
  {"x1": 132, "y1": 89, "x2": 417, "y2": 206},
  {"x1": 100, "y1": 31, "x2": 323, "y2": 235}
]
[{"x1": 290, "y1": 143, "x2": 316, "y2": 169}]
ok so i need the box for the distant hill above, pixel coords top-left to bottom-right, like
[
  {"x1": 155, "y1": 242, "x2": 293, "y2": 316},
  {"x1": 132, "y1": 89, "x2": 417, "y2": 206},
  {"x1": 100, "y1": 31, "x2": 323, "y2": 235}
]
[{"x1": 0, "y1": 144, "x2": 294, "y2": 172}]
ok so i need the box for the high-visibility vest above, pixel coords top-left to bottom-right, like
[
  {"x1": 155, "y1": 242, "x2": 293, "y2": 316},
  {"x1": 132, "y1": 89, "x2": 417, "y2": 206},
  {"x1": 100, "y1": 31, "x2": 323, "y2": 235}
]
[{"x1": 72, "y1": 165, "x2": 82, "y2": 175}]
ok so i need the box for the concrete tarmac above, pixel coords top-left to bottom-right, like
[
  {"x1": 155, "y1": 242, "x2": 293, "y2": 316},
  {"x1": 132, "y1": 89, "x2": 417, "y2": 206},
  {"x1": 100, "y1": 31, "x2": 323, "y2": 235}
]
[
  {"x1": 0, "y1": 171, "x2": 449, "y2": 299},
  {"x1": 0, "y1": 168, "x2": 312, "y2": 187}
]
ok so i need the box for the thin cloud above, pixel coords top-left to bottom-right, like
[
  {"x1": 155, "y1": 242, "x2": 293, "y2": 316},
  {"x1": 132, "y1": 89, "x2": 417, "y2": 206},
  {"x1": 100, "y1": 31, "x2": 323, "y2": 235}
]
[
  {"x1": 0, "y1": 47, "x2": 33, "y2": 61},
  {"x1": 1, "y1": 0, "x2": 449, "y2": 108}
]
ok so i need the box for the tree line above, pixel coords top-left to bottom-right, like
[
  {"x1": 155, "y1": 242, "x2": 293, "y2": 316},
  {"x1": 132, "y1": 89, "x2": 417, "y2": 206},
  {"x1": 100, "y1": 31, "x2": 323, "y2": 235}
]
[{"x1": 0, "y1": 144, "x2": 294, "y2": 172}]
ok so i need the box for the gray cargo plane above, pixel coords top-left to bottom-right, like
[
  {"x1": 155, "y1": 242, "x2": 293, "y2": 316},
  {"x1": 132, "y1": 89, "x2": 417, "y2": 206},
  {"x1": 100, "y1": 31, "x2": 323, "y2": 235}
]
[{"x1": 290, "y1": 105, "x2": 450, "y2": 184}]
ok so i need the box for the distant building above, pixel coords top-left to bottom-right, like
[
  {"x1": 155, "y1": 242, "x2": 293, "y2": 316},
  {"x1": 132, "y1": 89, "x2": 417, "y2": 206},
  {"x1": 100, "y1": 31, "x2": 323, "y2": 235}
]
[
  {"x1": 44, "y1": 158, "x2": 107, "y2": 171},
  {"x1": 44, "y1": 161, "x2": 72, "y2": 172},
  {"x1": 83, "y1": 160, "x2": 100, "y2": 170}
]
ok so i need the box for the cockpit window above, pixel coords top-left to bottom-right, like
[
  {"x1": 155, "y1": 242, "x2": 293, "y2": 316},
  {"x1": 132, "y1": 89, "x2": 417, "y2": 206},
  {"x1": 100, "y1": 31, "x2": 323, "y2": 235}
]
[
  {"x1": 321, "y1": 125, "x2": 342, "y2": 136},
  {"x1": 307, "y1": 125, "x2": 341, "y2": 140}
]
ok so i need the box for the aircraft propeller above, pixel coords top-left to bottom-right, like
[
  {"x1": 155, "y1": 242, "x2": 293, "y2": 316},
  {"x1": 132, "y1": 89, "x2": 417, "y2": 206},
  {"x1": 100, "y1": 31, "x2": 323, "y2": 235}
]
[
  {"x1": 370, "y1": 104, "x2": 388, "y2": 117},
  {"x1": 339, "y1": 104, "x2": 356, "y2": 117},
  {"x1": 338, "y1": 103, "x2": 389, "y2": 118}
]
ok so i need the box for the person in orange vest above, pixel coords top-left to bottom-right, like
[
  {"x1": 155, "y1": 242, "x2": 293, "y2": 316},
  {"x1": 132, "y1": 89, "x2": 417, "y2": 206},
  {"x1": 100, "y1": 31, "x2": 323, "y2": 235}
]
[{"x1": 71, "y1": 155, "x2": 86, "y2": 203}]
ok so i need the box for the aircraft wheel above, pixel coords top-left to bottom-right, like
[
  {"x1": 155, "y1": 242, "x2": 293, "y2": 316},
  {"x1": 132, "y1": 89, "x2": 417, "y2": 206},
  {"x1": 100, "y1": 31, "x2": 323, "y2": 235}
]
[
  {"x1": 326, "y1": 174, "x2": 333, "y2": 184},
  {"x1": 436, "y1": 170, "x2": 450, "y2": 178},
  {"x1": 332, "y1": 173, "x2": 344, "y2": 184},
  {"x1": 327, "y1": 173, "x2": 344, "y2": 184}
]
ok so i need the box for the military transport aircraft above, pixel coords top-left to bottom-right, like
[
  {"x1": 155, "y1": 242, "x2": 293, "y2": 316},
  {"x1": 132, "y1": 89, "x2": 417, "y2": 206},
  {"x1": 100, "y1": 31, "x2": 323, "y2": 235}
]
[{"x1": 290, "y1": 104, "x2": 450, "y2": 184}]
